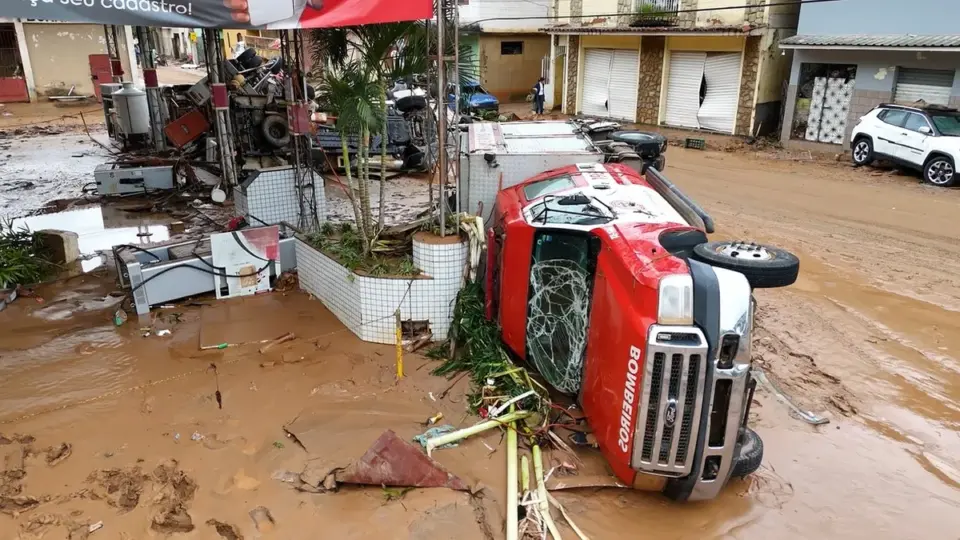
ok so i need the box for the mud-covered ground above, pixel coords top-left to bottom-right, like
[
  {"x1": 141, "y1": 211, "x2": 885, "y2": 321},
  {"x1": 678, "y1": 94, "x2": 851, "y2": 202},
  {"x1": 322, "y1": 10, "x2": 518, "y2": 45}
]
[{"x1": 2, "y1": 135, "x2": 959, "y2": 539}]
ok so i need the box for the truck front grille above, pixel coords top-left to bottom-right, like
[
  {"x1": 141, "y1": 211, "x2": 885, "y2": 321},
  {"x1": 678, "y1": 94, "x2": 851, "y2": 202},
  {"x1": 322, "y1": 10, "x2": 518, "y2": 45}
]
[{"x1": 632, "y1": 327, "x2": 708, "y2": 476}]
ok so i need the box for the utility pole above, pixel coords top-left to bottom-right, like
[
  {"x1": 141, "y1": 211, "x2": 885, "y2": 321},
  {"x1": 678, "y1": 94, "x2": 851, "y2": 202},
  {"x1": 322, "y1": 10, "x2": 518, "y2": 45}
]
[
  {"x1": 135, "y1": 26, "x2": 166, "y2": 152},
  {"x1": 203, "y1": 29, "x2": 238, "y2": 188},
  {"x1": 437, "y1": 0, "x2": 446, "y2": 237}
]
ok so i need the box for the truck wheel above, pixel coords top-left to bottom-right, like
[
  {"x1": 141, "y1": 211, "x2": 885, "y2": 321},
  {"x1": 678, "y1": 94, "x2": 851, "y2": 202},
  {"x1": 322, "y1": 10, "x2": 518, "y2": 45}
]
[
  {"x1": 692, "y1": 241, "x2": 799, "y2": 289},
  {"x1": 261, "y1": 115, "x2": 291, "y2": 148},
  {"x1": 731, "y1": 428, "x2": 763, "y2": 478}
]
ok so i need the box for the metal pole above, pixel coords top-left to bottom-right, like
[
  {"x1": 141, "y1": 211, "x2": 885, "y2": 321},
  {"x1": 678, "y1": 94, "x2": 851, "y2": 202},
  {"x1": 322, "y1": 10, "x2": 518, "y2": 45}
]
[
  {"x1": 205, "y1": 29, "x2": 237, "y2": 187},
  {"x1": 437, "y1": 0, "x2": 446, "y2": 237},
  {"x1": 452, "y1": 2, "x2": 461, "y2": 218},
  {"x1": 424, "y1": 17, "x2": 433, "y2": 213},
  {"x1": 136, "y1": 26, "x2": 165, "y2": 152}
]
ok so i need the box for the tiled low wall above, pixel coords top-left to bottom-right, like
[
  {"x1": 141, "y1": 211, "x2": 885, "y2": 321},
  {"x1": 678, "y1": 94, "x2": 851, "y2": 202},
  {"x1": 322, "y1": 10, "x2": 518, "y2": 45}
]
[{"x1": 296, "y1": 232, "x2": 468, "y2": 344}]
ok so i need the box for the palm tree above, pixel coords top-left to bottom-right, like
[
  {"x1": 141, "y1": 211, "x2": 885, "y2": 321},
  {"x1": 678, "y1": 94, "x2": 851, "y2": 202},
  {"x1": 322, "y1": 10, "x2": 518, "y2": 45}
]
[
  {"x1": 309, "y1": 11, "x2": 479, "y2": 240},
  {"x1": 318, "y1": 62, "x2": 383, "y2": 253}
]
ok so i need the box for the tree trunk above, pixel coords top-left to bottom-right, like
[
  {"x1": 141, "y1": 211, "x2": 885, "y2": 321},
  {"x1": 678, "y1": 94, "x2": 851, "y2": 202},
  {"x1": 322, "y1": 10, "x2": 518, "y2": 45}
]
[
  {"x1": 359, "y1": 128, "x2": 374, "y2": 240},
  {"x1": 378, "y1": 83, "x2": 388, "y2": 231},
  {"x1": 340, "y1": 137, "x2": 368, "y2": 250}
]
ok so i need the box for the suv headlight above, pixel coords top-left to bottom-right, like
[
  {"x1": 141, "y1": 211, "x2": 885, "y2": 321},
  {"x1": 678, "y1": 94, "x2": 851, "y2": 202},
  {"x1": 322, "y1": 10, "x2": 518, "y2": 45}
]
[{"x1": 658, "y1": 274, "x2": 693, "y2": 325}]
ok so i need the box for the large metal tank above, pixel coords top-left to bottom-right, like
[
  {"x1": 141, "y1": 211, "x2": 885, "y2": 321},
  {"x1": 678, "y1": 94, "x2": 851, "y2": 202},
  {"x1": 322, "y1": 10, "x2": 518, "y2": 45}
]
[{"x1": 113, "y1": 82, "x2": 150, "y2": 136}]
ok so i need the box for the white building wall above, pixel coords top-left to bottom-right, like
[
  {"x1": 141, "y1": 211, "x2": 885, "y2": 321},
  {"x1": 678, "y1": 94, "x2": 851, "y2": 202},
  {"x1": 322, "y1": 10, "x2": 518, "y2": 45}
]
[{"x1": 460, "y1": 0, "x2": 549, "y2": 32}]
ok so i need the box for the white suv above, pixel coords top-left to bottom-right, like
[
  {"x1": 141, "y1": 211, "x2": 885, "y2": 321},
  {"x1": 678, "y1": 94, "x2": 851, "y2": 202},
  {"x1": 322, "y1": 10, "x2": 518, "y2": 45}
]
[{"x1": 850, "y1": 104, "x2": 960, "y2": 187}]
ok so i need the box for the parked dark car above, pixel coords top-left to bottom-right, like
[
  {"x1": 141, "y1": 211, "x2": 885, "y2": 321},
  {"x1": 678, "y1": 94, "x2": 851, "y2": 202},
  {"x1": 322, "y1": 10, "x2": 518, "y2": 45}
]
[{"x1": 449, "y1": 80, "x2": 499, "y2": 114}]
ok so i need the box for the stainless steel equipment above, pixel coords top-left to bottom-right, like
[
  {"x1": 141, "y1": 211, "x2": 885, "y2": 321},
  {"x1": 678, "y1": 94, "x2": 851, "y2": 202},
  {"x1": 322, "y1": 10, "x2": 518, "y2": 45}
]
[{"x1": 94, "y1": 164, "x2": 175, "y2": 195}]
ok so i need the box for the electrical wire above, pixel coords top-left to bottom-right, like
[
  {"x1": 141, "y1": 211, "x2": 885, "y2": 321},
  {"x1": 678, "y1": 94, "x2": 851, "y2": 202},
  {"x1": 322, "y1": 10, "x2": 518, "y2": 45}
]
[{"x1": 467, "y1": 0, "x2": 843, "y2": 24}]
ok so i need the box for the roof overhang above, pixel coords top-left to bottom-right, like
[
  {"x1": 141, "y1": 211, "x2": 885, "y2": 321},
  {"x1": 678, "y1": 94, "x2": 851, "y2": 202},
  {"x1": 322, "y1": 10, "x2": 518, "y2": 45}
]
[
  {"x1": 779, "y1": 34, "x2": 960, "y2": 52},
  {"x1": 779, "y1": 43, "x2": 960, "y2": 52},
  {"x1": 540, "y1": 24, "x2": 758, "y2": 37}
]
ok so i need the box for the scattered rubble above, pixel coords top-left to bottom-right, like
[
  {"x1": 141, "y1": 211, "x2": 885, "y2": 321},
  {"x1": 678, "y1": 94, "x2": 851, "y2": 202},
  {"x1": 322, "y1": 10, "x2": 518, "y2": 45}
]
[
  {"x1": 248, "y1": 506, "x2": 276, "y2": 532},
  {"x1": 45, "y1": 442, "x2": 72, "y2": 467},
  {"x1": 151, "y1": 503, "x2": 195, "y2": 534},
  {"x1": 207, "y1": 519, "x2": 243, "y2": 539}
]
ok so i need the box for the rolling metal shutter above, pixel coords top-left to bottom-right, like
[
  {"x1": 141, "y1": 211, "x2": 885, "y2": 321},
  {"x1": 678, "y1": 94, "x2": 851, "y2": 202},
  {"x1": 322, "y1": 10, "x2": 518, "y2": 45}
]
[
  {"x1": 697, "y1": 53, "x2": 742, "y2": 133},
  {"x1": 581, "y1": 49, "x2": 612, "y2": 117},
  {"x1": 664, "y1": 52, "x2": 706, "y2": 129},
  {"x1": 895, "y1": 68, "x2": 955, "y2": 106},
  {"x1": 607, "y1": 49, "x2": 640, "y2": 122}
]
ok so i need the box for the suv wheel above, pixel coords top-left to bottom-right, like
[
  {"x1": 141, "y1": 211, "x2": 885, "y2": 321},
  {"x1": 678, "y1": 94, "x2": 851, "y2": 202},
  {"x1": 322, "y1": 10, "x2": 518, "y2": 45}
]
[
  {"x1": 852, "y1": 138, "x2": 874, "y2": 167},
  {"x1": 923, "y1": 155, "x2": 957, "y2": 187}
]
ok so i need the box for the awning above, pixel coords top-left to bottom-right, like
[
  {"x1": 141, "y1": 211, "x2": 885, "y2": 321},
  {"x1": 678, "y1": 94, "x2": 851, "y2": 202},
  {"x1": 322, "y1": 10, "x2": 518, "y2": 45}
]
[
  {"x1": 780, "y1": 34, "x2": 960, "y2": 52},
  {"x1": 4, "y1": 0, "x2": 432, "y2": 29}
]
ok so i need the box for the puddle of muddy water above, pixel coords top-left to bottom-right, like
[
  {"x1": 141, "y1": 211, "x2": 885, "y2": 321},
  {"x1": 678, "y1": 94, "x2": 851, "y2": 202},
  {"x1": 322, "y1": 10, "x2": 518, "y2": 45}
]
[{"x1": 12, "y1": 205, "x2": 170, "y2": 271}]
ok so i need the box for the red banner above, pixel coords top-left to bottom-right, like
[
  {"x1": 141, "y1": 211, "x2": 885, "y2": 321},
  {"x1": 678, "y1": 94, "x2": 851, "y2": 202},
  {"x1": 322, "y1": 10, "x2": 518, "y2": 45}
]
[{"x1": 2, "y1": 0, "x2": 434, "y2": 29}]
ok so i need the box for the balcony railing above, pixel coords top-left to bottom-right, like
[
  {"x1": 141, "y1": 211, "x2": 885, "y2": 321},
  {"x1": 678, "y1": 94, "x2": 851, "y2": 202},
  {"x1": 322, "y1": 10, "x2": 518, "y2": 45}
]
[{"x1": 632, "y1": 0, "x2": 680, "y2": 27}]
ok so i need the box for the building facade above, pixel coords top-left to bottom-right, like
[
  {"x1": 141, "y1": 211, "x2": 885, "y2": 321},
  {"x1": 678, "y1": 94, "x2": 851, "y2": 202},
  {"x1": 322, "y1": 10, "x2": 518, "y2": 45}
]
[
  {"x1": 0, "y1": 20, "x2": 138, "y2": 103},
  {"x1": 543, "y1": 0, "x2": 800, "y2": 136},
  {"x1": 460, "y1": 0, "x2": 552, "y2": 102},
  {"x1": 779, "y1": 0, "x2": 960, "y2": 147}
]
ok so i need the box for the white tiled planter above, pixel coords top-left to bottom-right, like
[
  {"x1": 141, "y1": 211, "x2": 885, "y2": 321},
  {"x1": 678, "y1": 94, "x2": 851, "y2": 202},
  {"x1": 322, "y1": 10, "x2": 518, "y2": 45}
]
[{"x1": 295, "y1": 232, "x2": 468, "y2": 344}]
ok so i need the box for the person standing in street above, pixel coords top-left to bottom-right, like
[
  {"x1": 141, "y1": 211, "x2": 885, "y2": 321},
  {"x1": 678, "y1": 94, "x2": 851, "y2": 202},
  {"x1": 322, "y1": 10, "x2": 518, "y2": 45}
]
[{"x1": 532, "y1": 77, "x2": 546, "y2": 116}]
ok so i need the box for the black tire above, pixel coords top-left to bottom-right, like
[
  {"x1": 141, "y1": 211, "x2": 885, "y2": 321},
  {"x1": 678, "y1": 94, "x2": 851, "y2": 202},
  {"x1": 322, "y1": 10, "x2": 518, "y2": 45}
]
[
  {"x1": 692, "y1": 241, "x2": 800, "y2": 289},
  {"x1": 851, "y1": 137, "x2": 874, "y2": 167},
  {"x1": 923, "y1": 155, "x2": 957, "y2": 187},
  {"x1": 609, "y1": 130, "x2": 666, "y2": 158},
  {"x1": 731, "y1": 428, "x2": 764, "y2": 478},
  {"x1": 236, "y1": 48, "x2": 262, "y2": 70},
  {"x1": 396, "y1": 95, "x2": 427, "y2": 113},
  {"x1": 261, "y1": 115, "x2": 291, "y2": 148}
]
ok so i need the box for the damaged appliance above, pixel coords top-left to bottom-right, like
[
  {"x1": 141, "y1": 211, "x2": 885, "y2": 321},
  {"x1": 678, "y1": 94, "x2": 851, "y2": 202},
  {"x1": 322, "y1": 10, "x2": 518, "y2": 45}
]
[
  {"x1": 487, "y1": 161, "x2": 800, "y2": 501},
  {"x1": 94, "y1": 163, "x2": 175, "y2": 195},
  {"x1": 114, "y1": 229, "x2": 298, "y2": 315}
]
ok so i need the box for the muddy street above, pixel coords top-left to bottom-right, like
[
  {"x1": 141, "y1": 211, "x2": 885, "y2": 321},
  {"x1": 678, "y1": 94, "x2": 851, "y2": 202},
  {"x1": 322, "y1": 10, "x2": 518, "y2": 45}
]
[{"x1": 1, "y1": 143, "x2": 959, "y2": 539}]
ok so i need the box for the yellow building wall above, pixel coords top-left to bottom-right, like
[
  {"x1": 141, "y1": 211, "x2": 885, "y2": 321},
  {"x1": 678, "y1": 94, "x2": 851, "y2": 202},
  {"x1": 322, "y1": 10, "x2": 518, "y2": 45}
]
[
  {"x1": 665, "y1": 36, "x2": 745, "y2": 52},
  {"x1": 756, "y1": 31, "x2": 790, "y2": 104},
  {"x1": 222, "y1": 30, "x2": 282, "y2": 60},
  {"x1": 695, "y1": 0, "x2": 747, "y2": 25},
  {"x1": 22, "y1": 23, "x2": 111, "y2": 96},
  {"x1": 556, "y1": 0, "x2": 572, "y2": 18},
  {"x1": 479, "y1": 34, "x2": 551, "y2": 102},
  {"x1": 581, "y1": 35, "x2": 642, "y2": 50}
]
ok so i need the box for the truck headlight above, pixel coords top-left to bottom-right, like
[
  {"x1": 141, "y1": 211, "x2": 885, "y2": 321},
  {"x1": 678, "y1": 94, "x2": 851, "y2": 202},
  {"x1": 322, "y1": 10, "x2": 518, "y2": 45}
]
[{"x1": 658, "y1": 274, "x2": 693, "y2": 326}]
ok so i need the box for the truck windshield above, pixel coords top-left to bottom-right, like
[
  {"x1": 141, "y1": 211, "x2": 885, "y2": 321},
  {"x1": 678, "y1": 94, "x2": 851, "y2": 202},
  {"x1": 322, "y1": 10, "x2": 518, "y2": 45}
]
[
  {"x1": 523, "y1": 175, "x2": 576, "y2": 200},
  {"x1": 526, "y1": 230, "x2": 599, "y2": 394},
  {"x1": 930, "y1": 113, "x2": 960, "y2": 136}
]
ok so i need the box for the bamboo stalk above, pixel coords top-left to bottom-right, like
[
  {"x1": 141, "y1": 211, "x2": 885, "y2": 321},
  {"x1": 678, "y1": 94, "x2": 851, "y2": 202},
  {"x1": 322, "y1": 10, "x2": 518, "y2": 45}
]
[
  {"x1": 506, "y1": 412, "x2": 518, "y2": 540},
  {"x1": 533, "y1": 445, "x2": 563, "y2": 540},
  {"x1": 520, "y1": 455, "x2": 530, "y2": 493},
  {"x1": 425, "y1": 410, "x2": 531, "y2": 456}
]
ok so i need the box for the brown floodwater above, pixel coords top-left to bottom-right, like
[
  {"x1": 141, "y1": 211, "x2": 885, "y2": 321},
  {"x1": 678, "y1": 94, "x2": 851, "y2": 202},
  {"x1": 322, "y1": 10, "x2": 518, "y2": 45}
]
[{"x1": 1, "y1": 148, "x2": 959, "y2": 539}]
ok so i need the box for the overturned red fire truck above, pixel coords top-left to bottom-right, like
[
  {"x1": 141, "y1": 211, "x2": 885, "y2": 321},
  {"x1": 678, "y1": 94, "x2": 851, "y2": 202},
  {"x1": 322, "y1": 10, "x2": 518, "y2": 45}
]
[{"x1": 486, "y1": 162, "x2": 800, "y2": 501}]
